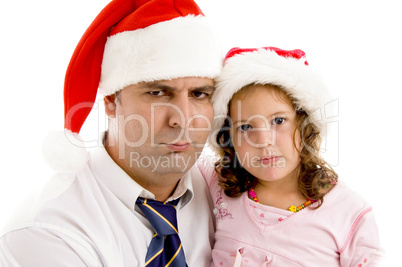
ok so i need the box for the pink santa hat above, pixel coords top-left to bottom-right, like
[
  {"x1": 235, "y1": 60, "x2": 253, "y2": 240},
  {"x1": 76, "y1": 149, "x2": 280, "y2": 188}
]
[
  {"x1": 43, "y1": 0, "x2": 222, "y2": 171},
  {"x1": 209, "y1": 46, "x2": 333, "y2": 150}
]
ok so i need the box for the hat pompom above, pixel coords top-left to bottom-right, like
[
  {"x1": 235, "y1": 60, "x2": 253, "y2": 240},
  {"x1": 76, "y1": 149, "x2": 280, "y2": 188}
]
[{"x1": 42, "y1": 130, "x2": 88, "y2": 172}]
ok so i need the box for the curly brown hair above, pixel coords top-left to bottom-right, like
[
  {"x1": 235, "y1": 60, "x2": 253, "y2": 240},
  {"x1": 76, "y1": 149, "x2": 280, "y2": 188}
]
[{"x1": 214, "y1": 84, "x2": 338, "y2": 208}]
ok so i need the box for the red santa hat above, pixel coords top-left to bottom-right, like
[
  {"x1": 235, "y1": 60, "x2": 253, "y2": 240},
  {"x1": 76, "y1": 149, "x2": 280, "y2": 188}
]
[
  {"x1": 44, "y1": 0, "x2": 222, "y2": 171},
  {"x1": 210, "y1": 46, "x2": 333, "y2": 150}
]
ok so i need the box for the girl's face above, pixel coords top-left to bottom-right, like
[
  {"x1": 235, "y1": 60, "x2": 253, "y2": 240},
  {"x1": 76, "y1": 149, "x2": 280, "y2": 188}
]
[{"x1": 229, "y1": 84, "x2": 301, "y2": 183}]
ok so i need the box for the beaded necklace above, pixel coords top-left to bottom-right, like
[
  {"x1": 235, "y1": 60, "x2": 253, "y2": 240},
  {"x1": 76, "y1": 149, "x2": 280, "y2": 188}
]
[{"x1": 248, "y1": 187, "x2": 317, "y2": 213}]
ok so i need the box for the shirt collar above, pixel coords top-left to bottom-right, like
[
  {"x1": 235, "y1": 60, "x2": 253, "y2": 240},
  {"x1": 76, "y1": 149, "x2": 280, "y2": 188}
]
[
  {"x1": 89, "y1": 144, "x2": 194, "y2": 211},
  {"x1": 167, "y1": 171, "x2": 194, "y2": 207}
]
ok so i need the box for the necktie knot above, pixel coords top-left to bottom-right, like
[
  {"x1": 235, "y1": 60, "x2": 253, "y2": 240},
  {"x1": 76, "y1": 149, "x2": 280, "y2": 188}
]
[{"x1": 136, "y1": 197, "x2": 179, "y2": 236}]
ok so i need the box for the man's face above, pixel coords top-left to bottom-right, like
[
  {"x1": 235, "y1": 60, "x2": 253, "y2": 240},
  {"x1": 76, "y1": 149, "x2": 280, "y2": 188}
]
[{"x1": 107, "y1": 77, "x2": 214, "y2": 185}]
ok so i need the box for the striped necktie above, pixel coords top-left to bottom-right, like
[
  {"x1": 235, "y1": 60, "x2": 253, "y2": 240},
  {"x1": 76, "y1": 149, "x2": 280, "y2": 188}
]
[{"x1": 136, "y1": 197, "x2": 187, "y2": 267}]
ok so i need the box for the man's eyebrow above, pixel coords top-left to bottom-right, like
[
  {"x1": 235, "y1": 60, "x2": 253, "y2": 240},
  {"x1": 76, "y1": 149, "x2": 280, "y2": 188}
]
[
  {"x1": 139, "y1": 82, "x2": 172, "y2": 90},
  {"x1": 191, "y1": 85, "x2": 215, "y2": 92},
  {"x1": 140, "y1": 82, "x2": 215, "y2": 92}
]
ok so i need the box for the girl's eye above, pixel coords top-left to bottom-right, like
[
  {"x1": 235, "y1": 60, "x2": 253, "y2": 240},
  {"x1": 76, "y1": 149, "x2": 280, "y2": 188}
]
[
  {"x1": 272, "y1": 117, "x2": 286, "y2": 125},
  {"x1": 238, "y1": 124, "x2": 252, "y2": 132}
]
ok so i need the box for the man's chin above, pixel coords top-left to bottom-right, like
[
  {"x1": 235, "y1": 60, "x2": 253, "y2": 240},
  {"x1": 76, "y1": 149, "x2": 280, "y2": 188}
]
[{"x1": 144, "y1": 153, "x2": 197, "y2": 174}]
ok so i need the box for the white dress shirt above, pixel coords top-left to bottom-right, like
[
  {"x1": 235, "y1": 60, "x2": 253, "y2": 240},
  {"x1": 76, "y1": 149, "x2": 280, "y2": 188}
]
[{"x1": 0, "y1": 146, "x2": 215, "y2": 266}]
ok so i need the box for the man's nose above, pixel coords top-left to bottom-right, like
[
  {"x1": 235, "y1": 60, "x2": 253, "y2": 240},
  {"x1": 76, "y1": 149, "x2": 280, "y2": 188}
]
[{"x1": 167, "y1": 93, "x2": 191, "y2": 129}]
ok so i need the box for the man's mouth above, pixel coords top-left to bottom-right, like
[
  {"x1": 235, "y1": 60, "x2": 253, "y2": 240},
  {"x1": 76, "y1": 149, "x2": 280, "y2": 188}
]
[{"x1": 166, "y1": 142, "x2": 191, "y2": 152}]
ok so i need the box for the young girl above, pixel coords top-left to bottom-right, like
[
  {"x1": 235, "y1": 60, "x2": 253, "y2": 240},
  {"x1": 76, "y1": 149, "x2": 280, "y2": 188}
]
[{"x1": 199, "y1": 47, "x2": 383, "y2": 266}]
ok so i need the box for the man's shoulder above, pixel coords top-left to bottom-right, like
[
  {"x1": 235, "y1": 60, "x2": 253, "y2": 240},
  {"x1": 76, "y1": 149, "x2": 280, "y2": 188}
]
[
  {"x1": 0, "y1": 169, "x2": 102, "y2": 266},
  {"x1": 1, "y1": 168, "x2": 90, "y2": 237}
]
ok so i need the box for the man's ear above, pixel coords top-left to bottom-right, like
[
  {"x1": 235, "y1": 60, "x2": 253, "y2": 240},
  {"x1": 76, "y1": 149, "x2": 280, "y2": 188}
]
[{"x1": 104, "y1": 94, "x2": 116, "y2": 118}]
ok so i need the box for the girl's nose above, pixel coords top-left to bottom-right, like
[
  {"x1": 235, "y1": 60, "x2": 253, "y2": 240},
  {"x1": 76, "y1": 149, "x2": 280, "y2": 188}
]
[{"x1": 249, "y1": 126, "x2": 275, "y2": 148}]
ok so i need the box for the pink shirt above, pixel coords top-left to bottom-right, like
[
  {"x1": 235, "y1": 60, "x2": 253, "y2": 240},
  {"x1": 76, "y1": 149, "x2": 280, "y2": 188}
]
[{"x1": 198, "y1": 159, "x2": 384, "y2": 267}]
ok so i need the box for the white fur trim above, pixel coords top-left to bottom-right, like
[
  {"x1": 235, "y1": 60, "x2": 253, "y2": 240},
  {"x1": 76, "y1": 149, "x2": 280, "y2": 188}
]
[
  {"x1": 99, "y1": 15, "x2": 222, "y2": 95},
  {"x1": 42, "y1": 130, "x2": 88, "y2": 171},
  {"x1": 210, "y1": 49, "x2": 333, "y2": 149}
]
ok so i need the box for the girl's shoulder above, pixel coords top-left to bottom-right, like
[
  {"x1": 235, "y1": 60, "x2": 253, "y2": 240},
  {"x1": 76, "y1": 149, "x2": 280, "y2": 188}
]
[
  {"x1": 320, "y1": 180, "x2": 372, "y2": 216},
  {"x1": 196, "y1": 154, "x2": 220, "y2": 187}
]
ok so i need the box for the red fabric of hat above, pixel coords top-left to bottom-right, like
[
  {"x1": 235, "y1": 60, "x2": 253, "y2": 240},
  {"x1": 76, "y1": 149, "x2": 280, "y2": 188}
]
[
  {"x1": 45, "y1": 0, "x2": 222, "y2": 172},
  {"x1": 110, "y1": 0, "x2": 204, "y2": 35},
  {"x1": 224, "y1": 47, "x2": 309, "y2": 65},
  {"x1": 64, "y1": 0, "x2": 136, "y2": 134},
  {"x1": 64, "y1": 0, "x2": 215, "y2": 134}
]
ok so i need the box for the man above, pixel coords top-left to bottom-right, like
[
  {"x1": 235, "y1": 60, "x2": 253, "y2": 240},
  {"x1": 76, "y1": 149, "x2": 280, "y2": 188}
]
[{"x1": 0, "y1": 0, "x2": 222, "y2": 266}]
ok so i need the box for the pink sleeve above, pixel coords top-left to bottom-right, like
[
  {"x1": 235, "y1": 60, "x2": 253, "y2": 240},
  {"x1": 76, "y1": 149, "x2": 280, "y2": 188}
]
[
  {"x1": 339, "y1": 207, "x2": 384, "y2": 266},
  {"x1": 196, "y1": 156, "x2": 219, "y2": 188}
]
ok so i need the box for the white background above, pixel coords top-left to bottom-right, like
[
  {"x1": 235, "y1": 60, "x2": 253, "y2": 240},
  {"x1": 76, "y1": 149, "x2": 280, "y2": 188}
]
[{"x1": 1, "y1": 0, "x2": 401, "y2": 265}]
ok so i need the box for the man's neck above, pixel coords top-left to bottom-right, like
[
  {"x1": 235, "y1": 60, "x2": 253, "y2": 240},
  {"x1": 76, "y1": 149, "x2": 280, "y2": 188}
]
[
  {"x1": 104, "y1": 132, "x2": 181, "y2": 202},
  {"x1": 147, "y1": 182, "x2": 179, "y2": 202}
]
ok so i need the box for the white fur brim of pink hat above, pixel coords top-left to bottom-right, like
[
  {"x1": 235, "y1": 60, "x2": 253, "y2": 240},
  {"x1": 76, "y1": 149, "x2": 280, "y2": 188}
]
[{"x1": 209, "y1": 47, "x2": 334, "y2": 150}]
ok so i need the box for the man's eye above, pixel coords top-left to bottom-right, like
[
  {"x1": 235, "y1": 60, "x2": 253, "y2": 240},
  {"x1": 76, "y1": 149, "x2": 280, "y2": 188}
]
[
  {"x1": 272, "y1": 117, "x2": 286, "y2": 125},
  {"x1": 148, "y1": 91, "x2": 166, "y2": 96},
  {"x1": 238, "y1": 124, "x2": 252, "y2": 132},
  {"x1": 192, "y1": 91, "x2": 209, "y2": 98}
]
